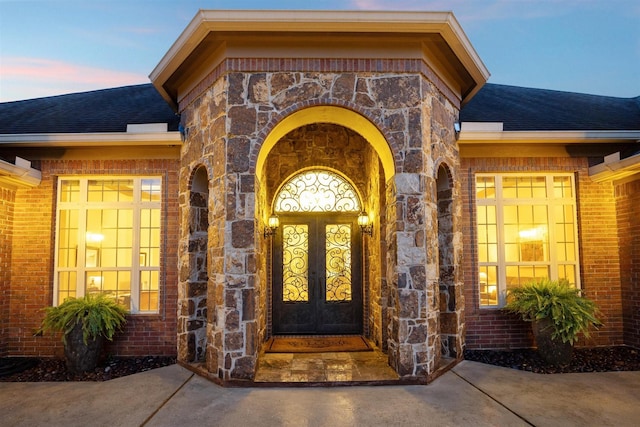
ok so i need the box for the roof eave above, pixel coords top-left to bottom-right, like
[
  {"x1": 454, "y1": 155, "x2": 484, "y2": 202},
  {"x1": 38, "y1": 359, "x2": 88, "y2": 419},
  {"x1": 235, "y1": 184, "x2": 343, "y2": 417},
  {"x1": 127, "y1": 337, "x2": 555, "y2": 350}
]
[
  {"x1": 0, "y1": 157, "x2": 41, "y2": 188},
  {"x1": 589, "y1": 151, "x2": 640, "y2": 183},
  {"x1": 150, "y1": 10, "x2": 489, "y2": 109},
  {"x1": 0, "y1": 132, "x2": 182, "y2": 147},
  {"x1": 457, "y1": 128, "x2": 640, "y2": 144}
]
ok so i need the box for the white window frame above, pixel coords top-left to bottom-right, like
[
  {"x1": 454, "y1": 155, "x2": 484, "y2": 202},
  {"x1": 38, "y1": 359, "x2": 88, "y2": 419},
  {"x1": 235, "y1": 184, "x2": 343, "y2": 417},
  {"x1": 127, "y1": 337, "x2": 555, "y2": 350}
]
[
  {"x1": 476, "y1": 173, "x2": 581, "y2": 308},
  {"x1": 53, "y1": 176, "x2": 162, "y2": 314}
]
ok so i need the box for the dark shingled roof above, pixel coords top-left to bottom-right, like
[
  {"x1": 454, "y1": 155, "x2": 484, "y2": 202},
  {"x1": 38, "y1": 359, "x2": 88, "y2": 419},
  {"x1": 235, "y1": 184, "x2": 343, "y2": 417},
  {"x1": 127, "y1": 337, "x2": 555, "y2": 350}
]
[
  {"x1": 0, "y1": 84, "x2": 179, "y2": 134},
  {"x1": 461, "y1": 83, "x2": 640, "y2": 131},
  {"x1": 0, "y1": 82, "x2": 637, "y2": 135}
]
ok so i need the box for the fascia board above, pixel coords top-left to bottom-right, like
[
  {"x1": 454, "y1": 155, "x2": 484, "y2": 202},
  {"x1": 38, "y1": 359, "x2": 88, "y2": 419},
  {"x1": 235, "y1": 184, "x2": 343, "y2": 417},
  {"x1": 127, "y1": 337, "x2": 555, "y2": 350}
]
[
  {"x1": 589, "y1": 152, "x2": 640, "y2": 182},
  {"x1": 0, "y1": 132, "x2": 182, "y2": 147},
  {"x1": 457, "y1": 130, "x2": 640, "y2": 144},
  {"x1": 0, "y1": 158, "x2": 41, "y2": 188}
]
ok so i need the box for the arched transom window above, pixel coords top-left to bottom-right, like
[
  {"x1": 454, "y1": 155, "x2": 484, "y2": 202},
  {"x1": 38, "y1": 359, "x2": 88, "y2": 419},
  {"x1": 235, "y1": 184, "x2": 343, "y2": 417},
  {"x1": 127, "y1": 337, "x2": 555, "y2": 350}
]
[{"x1": 274, "y1": 169, "x2": 361, "y2": 213}]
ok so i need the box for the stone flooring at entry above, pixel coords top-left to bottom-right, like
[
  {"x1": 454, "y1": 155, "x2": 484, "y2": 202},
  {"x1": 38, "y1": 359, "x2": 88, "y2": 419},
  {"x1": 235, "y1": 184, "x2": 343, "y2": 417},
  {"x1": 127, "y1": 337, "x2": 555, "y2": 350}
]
[{"x1": 254, "y1": 350, "x2": 398, "y2": 383}]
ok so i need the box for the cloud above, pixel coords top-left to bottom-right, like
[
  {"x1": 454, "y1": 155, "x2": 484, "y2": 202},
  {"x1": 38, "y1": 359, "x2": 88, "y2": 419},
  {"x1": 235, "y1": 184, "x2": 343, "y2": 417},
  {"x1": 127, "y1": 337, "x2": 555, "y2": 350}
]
[{"x1": 0, "y1": 57, "x2": 149, "y2": 102}]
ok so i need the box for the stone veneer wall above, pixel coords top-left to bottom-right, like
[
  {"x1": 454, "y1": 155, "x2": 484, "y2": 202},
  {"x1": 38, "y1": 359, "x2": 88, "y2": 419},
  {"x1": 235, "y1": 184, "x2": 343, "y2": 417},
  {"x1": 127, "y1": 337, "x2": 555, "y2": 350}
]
[{"x1": 178, "y1": 58, "x2": 462, "y2": 380}]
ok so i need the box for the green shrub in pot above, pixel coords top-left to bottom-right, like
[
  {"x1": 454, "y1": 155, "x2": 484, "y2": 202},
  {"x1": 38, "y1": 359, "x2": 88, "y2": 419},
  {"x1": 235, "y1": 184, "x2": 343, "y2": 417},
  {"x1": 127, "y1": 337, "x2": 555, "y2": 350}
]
[
  {"x1": 503, "y1": 279, "x2": 602, "y2": 366},
  {"x1": 39, "y1": 293, "x2": 127, "y2": 374}
]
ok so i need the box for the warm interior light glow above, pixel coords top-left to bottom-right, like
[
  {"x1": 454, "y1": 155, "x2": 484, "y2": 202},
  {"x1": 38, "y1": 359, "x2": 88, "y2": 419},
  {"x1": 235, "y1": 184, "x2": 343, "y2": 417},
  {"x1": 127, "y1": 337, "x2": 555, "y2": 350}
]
[
  {"x1": 268, "y1": 215, "x2": 280, "y2": 229},
  {"x1": 358, "y1": 212, "x2": 370, "y2": 227},
  {"x1": 358, "y1": 211, "x2": 373, "y2": 236},
  {"x1": 518, "y1": 226, "x2": 546, "y2": 240},
  {"x1": 264, "y1": 214, "x2": 280, "y2": 238},
  {"x1": 86, "y1": 232, "x2": 104, "y2": 243}
]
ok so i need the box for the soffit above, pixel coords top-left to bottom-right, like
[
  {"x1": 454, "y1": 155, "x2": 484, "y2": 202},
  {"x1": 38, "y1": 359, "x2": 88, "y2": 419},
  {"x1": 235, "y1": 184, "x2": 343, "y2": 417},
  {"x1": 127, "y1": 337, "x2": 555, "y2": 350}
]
[{"x1": 150, "y1": 10, "x2": 489, "y2": 109}]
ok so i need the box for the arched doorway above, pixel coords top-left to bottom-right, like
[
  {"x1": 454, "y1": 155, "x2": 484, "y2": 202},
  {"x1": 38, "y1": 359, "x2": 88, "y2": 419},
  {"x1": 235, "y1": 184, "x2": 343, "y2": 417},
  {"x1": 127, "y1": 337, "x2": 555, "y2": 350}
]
[
  {"x1": 183, "y1": 165, "x2": 209, "y2": 364},
  {"x1": 270, "y1": 168, "x2": 364, "y2": 335}
]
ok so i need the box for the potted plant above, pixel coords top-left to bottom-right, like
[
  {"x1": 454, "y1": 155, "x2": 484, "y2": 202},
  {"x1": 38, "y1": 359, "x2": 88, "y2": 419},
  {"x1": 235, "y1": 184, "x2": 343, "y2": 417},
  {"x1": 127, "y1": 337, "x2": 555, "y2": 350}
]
[
  {"x1": 503, "y1": 279, "x2": 602, "y2": 366},
  {"x1": 39, "y1": 293, "x2": 127, "y2": 374}
]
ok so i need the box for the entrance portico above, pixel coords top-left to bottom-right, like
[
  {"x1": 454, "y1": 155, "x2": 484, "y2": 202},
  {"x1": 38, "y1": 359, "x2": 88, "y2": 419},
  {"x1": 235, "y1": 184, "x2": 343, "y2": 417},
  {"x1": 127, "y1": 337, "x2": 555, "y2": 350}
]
[{"x1": 151, "y1": 10, "x2": 488, "y2": 383}]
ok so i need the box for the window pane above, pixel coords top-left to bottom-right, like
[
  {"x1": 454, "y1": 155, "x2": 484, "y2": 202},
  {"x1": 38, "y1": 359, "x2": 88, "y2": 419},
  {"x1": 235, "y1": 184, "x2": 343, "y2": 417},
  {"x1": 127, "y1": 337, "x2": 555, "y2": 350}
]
[
  {"x1": 57, "y1": 210, "x2": 78, "y2": 267},
  {"x1": 476, "y1": 174, "x2": 578, "y2": 309},
  {"x1": 554, "y1": 176, "x2": 573, "y2": 198},
  {"x1": 55, "y1": 176, "x2": 162, "y2": 314},
  {"x1": 506, "y1": 265, "x2": 549, "y2": 290},
  {"x1": 59, "y1": 180, "x2": 80, "y2": 202},
  {"x1": 558, "y1": 264, "x2": 576, "y2": 285},
  {"x1": 57, "y1": 271, "x2": 77, "y2": 302},
  {"x1": 479, "y1": 266, "x2": 498, "y2": 306},
  {"x1": 141, "y1": 179, "x2": 162, "y2": 202},
  {"x1": 476, "y1": 176, "x2": 495, "y2": 199},
  {"x1": 275, "y1": 170, "x2": 360, "y2": 213},
  {"x1": 86, "y1": 271, "x2": 131, "y2": 306},
  {"x1": 88, "y1": 179, "x2": 134, "y2": 202},
  {"x1": 139, "y1": 270, "x2": 159, "y2": 311},
  {"x1": 326, "y1": 224, "x2": 352, "y2": 302},
  {"x1": 282, "y1": 224, "x2": 309, "y2": 302}
]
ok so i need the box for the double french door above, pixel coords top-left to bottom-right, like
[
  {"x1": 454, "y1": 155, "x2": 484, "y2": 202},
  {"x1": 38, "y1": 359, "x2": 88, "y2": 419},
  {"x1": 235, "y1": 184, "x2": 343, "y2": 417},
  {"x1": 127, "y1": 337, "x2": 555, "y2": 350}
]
[{"x1": 272, "y1": 214, "x2": 363, "y2": 335}]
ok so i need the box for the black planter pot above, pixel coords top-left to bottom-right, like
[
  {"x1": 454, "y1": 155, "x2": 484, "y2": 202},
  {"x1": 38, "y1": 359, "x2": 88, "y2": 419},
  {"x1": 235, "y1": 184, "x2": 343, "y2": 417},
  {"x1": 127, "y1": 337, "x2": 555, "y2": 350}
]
[
  {"x1": 64, "y1": 322, "x2": 104, "y2": 374},
  {"x1": 532, "y1": 318, "x2": 573, "y2": 366}
]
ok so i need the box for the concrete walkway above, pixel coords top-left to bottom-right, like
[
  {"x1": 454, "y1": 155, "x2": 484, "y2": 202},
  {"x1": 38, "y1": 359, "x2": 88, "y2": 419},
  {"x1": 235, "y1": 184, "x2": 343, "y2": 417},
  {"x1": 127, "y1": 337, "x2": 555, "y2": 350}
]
[{"x1": 1, "y1": 361, "x2": 638, "y2": 427}]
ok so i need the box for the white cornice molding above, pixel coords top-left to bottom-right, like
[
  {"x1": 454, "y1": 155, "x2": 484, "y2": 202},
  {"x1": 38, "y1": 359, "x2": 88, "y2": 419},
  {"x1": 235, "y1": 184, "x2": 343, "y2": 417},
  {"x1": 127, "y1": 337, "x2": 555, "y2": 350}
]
[
  {"x1": 0, "y1": 157, "x2": 41, "y2": 188},
  {"x1": 589, "y1": 152, "x2": 640, "y2": 183},
  {"x1": 458, "y1": 129, "x2": 640, "y2": 144},
  {"x1": 0, "y1": 132, "x2": 182, "y2": 147}
]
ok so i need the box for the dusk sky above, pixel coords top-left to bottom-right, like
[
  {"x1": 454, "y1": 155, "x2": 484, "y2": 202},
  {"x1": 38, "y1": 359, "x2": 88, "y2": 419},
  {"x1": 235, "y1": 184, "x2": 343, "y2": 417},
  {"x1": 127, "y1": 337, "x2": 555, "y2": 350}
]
[{"x1": 1, "y1": 0, "x2": 638, "y2": 102}]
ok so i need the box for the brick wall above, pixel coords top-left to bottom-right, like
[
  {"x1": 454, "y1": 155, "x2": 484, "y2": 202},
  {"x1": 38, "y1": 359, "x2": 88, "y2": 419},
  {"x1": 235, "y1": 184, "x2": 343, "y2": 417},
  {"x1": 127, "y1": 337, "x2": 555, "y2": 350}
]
[
  {"x1": 616, "y1": 178, "x2": 640, "y2": 348},
  {"x1": 462, "y1": 157, "x2": 624, "y2": 349},
  {"x1": 8, "y1": 158, "x2": 179, "y2": 357},
  {"x1": 0, "y1": 186, "x2": 16, "y2": 356}
]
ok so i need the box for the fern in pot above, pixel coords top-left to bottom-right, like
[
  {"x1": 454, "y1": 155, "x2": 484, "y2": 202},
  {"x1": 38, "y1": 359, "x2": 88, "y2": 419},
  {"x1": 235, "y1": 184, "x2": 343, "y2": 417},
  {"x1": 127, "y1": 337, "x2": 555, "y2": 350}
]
[
  {"x1": 503, "y1": 279, "x2": 602, "y2": 366},
  {"x1": 39, "y1": 293, "x2": 127, "y2": 374}
]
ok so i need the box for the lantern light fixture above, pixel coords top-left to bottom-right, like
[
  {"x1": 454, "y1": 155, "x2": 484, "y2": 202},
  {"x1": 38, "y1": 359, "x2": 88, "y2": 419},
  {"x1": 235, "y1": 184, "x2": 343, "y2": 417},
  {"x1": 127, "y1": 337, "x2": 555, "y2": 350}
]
[
  {"x1": 358, "y1": 211, "x2": 373, "y2": 236},
  {"x1": 264, "y1": 214, "x2": 279, "y2": 238}
]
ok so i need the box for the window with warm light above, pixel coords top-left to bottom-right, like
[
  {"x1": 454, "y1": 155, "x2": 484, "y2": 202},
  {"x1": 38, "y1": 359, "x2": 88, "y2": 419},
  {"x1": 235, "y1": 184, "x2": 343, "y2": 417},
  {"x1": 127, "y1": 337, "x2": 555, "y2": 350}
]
[
  {"x1": 274, "y1": 169, "x2": 361, "y2": 213},
  {"x1": 54, "y1": 177, "x2": 162, "y2": 313},
  {"x1": 476, "y1": 174, "x2": 580, "y2": 308}
]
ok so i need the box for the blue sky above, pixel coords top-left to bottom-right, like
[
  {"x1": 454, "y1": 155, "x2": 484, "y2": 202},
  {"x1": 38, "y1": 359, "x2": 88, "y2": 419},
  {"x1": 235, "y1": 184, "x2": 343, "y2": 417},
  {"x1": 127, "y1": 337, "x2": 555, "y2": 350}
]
[{"x1": 0, "y1": 0, "x2": 638, "y2": 102}]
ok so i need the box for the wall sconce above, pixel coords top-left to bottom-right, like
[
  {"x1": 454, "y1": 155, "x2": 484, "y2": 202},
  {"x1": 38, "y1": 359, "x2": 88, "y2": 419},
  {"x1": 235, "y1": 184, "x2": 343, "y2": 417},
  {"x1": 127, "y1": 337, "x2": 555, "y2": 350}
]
[
  {"x1": 264, "y1": 214, "x2": 279, "y2": 238},
  {"x1": 358, "y1": 211, "x2": 373, "y2": 236}
]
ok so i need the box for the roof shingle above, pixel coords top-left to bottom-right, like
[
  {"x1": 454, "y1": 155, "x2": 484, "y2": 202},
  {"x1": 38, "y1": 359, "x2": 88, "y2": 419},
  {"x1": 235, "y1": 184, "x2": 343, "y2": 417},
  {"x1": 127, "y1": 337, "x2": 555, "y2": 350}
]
[
  {"x1": 0, "y1": 84, "x2": 179, "y2": 134},
  {"x1": 460, "y1": 83, "x2": 640, "y2": 131}
]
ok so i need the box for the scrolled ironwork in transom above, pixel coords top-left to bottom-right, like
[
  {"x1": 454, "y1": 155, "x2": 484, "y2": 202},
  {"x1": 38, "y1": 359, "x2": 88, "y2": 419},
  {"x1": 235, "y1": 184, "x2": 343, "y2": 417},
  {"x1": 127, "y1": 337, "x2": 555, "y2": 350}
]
[{"x1": 274, "y1": 170, "x2": 361, "y2": 213}]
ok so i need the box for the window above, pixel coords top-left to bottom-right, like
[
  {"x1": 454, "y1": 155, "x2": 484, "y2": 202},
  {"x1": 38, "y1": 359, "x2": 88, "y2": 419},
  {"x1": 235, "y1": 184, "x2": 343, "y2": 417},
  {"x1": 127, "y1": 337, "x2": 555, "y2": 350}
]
[
  {"x1": 476, "y1": 174, "x2": 580, "y2": 308},
  {"x1": 55, "y1": 177, "x2": 162, "y2": 313}
]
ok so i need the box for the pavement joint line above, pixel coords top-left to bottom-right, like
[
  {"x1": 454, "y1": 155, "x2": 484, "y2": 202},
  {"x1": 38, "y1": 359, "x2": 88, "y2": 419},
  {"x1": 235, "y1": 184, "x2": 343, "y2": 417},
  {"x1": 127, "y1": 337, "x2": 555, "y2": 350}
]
[
  {"x1": 140, "y1": 372, "x2": 195, "y2": 427},
  {"x1": 451, "y1": 369, "x2": 535, "y2": 427}
]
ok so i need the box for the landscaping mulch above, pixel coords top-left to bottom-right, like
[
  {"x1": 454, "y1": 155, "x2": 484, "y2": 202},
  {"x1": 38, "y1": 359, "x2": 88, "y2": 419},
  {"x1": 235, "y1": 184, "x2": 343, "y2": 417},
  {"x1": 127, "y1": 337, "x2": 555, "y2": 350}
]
[
  {"x1": 2, "y1": 346, "x2": 638, "y2": 381},
  {"x1": 0, "y1": 356, "x2": 176, "y2": 382},
  {"x1": 464, "y1": 346, "x2": 640, "y2": 374}
]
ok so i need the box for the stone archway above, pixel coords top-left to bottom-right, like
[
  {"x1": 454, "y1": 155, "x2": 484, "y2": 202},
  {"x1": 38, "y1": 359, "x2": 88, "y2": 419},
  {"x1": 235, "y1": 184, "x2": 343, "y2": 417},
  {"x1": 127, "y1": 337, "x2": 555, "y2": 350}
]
[
  {"x1": 435, "y1": 162, "x2": 464, "y2": 364},
  {"x1": 178, "y1": 165, "x2": 209, "y2": 366},
  {"x1": 256, "y1": 122, "x2": 388, "y2": 349},
  {"x1": 178, "y1": 68, "x2": 463, "y2": 383}
]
